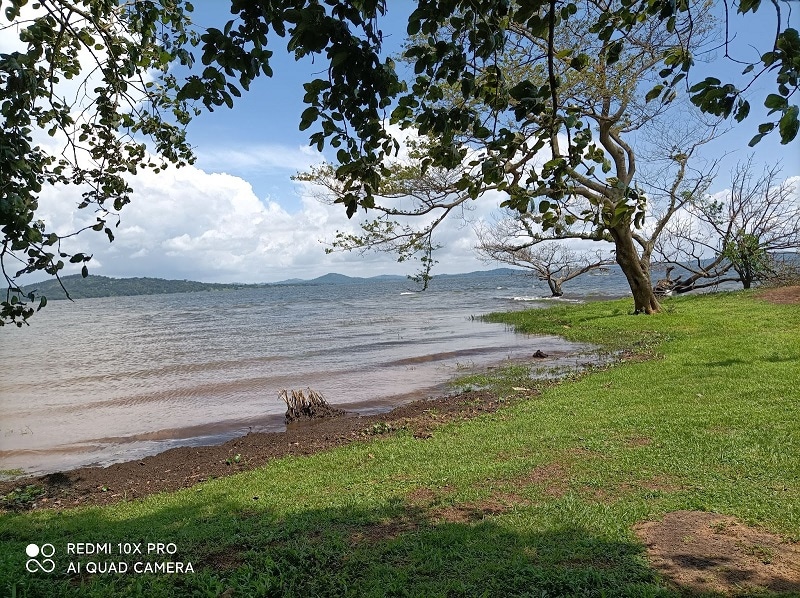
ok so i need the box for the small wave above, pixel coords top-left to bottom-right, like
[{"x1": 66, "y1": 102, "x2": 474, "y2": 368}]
[
  {"x1": 537, "y1": 296, "x2": 583, "y2": 303},
  {"x1": 399, "y1": 291, "x2": 417, "y2": 295},
  {"x1": 502, "y1": 295, "x2": 583, "y2": 303},
  {"x1": 503, "y1": 296, "x2": 545, "y2": 302}
]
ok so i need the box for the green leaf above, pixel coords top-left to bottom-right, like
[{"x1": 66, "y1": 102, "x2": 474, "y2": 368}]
[
  {"x1": 645, "y1": 85, "x2": 664, "y2": 103},
  {"x1": 734, "y1": 100, "x2": 750, "y2": 123},
  {"x1": 299, "y1": 107, "x2": 319, "y2": 131},
  {"x1": 737, "y1": 0, "x2": 761, "y2": 14},
  {"x1": 606, "y1": 40, "x2": 623, "y2": 65},
  {"x1": 778, "y1": 105, "x2": 799, "y2": 144},
  {"x1": 407, "y1": 15, "x2": 421, "y2": 36},
  {"x1": 331, "y1": 51, "x2": 350, "y2": 67},
  {"x1": 689, "y1": 77, "x2": 720, "y2": 93},
  {"x1": 764, "y1": 94, "x2": 787, "y2": 112}
]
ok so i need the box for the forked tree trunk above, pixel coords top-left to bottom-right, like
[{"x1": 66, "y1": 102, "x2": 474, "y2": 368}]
[{"x1": 610, "y1": 225, "x2": 661, "y2": 314}]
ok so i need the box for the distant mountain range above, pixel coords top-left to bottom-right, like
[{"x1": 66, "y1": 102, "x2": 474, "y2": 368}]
[
  {"x1": 16, "y1": 269, "x2": 525, "y2": 300},
  {"x1": 273, "y1": 268, "x2": 523, "y2": 285}
]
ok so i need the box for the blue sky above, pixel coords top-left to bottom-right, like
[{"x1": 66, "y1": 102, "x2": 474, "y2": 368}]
[{"x1": 6, "y1": 2, "x2": 799, "y2": 284}]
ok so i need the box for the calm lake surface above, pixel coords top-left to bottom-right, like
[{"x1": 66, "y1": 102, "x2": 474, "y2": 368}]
[{"x1": 1, "y1": 270, "x2": 632, "y2": 475}]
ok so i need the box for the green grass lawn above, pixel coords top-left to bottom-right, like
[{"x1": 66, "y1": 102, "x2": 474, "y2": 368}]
[{"x1": 1, "y1": 291, "x2": 798, "y2": 597}]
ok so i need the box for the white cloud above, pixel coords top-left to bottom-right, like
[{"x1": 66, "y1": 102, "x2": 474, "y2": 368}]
[{"x1": 33, "y1": 161, "x2": 495, "y2": 283}]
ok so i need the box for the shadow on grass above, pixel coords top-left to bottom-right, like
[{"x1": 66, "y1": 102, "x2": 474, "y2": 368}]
[
  {"x1": 3, "y1": 494, "x2": 673, "y2": 598},
  {"x1": 702, "y1": 354, "x2": 797, "y2": 367},
  {"x1": 4, "y1": 495, "x2": 798, "y2": 597},
  {"x1": 701, "y1": 358, "x2": 748, "y2": 367}
]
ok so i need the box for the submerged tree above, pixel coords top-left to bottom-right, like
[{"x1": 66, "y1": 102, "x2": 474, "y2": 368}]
[{"x1": 474, "y1": 217, "x2": 614, "y2": 296}]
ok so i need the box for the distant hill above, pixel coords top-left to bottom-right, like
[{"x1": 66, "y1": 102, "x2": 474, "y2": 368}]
[
  {"x1": 17, "y1": 275, "x2": 260, "y2": 300},
  {"x1": 274, "y1": 268, "x2": 523, "y2": 285},
  {"x1": 437, "y1": 268, "x2": 524, "y2": 278},
  {"x1": 308, "y1": 273, "x2": 366, "y2": 285},
  {"x1": 14, "y1": 268, "x2": 528, "y2": 300},
  {"x1": 273, "y1": 272, "x2": 406, "y2": 285}
]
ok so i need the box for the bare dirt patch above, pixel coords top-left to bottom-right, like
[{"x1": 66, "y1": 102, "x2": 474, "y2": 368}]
[
  {"x1": 625, "y1": 435, "x2": 653, "y2": 447},
  {"x1": 405, "y1": 485, "x2": 455, "y2": 507},
  {"x1": 347, "y1": 515, "x2": 422, "y2": 546},
  {"x1": 347, "y1": 489, "x2": 530, "y2": 546},
  {"x1": 402, "y1": 482, "x2": 530, "y2": 528},
  {"x1": 580, "y1": 475, "x2": 683, "y2": 504},
  {"x1": 508, "y1": 448, "x2": 603, "y2": 499},
  {"x1": 346, "y1": 493, "x2": 534, "y2": 549},
  {"x1": 199, "y1": 548, "x2": 247, "y2": 572},
  {"x1": 638, "y1": 474, "x2": 683, "y2": 494},
  {"x1": 346, "y1": 489, "x2": 529, "y2": 546},
  {"x1": 634, "y1": 511, "x2": 800, "y2": 595},
  {"x1": 757, "y1": 285, "x2": 800, "y2": 305},
  {"x1": 431, "y1": 493, "x2": 527, "y2": 524},
  {"x1": 433, "y1": 503, "x2": 496, "y2": 524},
  {"x1": 515, "y1": 462, "x2": 570, "y2": 498}
]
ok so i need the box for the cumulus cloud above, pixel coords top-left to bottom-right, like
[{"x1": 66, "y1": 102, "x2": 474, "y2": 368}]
[{"x1": 33, "y1": 160, "x2": 494, "y2": 283}]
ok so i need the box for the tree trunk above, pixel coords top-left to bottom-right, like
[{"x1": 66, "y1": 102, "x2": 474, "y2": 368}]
[
  {"x1": 610, "y1": 225, "x2": 661, "y2": 314},
  {"x1": 547, "y1": 278, "x2": 563, "y2": 297}
]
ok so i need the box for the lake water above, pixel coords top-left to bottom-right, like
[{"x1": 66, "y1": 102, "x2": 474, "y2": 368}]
[{"x1": 0, "y1": 270, "x2": 632, "y2": 475}]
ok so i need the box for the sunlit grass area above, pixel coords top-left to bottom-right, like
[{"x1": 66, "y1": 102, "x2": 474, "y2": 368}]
[{"x1": 1, "y1": 291, "x2": 798, "y2": 596}]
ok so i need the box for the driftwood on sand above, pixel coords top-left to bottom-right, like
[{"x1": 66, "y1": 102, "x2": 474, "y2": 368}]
[{"x1": 279, "y1": 388, "x2": 345, "y2": 423}]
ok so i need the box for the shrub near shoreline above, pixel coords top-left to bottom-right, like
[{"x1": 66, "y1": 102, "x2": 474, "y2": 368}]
[{"x1": 1, "y1": 290, "x2": 798, "y2": 597}]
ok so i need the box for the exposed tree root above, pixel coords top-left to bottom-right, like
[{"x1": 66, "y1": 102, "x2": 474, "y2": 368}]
[{"x1": 280, "y1": 388, "x2": 345, "y2": 423}]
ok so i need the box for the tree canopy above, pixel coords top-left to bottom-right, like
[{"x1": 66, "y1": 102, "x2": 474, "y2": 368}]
[{"x1": 2, "y1": 0, "x2": 797, "y2": 323}]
